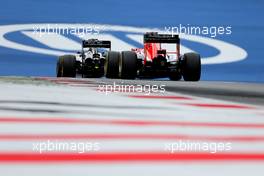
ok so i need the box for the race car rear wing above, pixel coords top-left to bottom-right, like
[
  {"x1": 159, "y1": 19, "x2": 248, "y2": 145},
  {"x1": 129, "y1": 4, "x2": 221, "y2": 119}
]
[
  {"x1": 144, "y1": 32, "x2": 180, "y2": 44},
  {"x1": 82, "y1": 39, "x2": 111, "y2": 49}
]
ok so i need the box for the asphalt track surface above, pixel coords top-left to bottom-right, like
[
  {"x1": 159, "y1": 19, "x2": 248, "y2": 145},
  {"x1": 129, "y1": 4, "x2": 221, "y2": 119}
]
[
  {"x1": 100, "y1": 79, "x2": 264, "y2": 106},
  {"x1": 0, "y1": 77, "x2": 263, "y2": 176}
]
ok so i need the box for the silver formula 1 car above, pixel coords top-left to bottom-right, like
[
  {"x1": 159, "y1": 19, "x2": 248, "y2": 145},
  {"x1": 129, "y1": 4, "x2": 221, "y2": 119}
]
[{"x1": 56, "y1": 39, "x2": 111, "y2": 78}]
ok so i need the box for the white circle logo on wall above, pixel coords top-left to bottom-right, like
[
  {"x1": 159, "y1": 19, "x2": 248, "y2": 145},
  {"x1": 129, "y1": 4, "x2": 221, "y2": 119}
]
[{"x1": 0, "y1": 23, "x2": 247, "y2": 64}]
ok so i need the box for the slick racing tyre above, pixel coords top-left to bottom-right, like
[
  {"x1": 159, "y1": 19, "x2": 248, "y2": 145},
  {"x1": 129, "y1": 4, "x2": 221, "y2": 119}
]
[
  {"x1": 120, "y1": 51, "x2": 137, "y2": 79},
  {"x1": 57, "y1": 55, "x2": 76, "y2": 77},
  {"x1": 105, "y1": 51, "x2": 120, "y2": 78},
  {"x1": 182, "y1": 52, "x2": 201, "y2": 81}
]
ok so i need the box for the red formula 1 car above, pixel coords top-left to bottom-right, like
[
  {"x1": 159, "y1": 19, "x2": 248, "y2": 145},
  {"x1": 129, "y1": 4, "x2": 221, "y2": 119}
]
[{"x1": 105, "y1": 32, "x2": 201, "y2": 81}]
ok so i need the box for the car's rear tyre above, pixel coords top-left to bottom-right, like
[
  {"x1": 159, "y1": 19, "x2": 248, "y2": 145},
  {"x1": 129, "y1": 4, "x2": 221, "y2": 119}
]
[
  {"x1": 182, "y1": 52, "x2": 201, "y2": 81},
  {"x1": 120, "y1": 51, "x2": 137, "y2": 79},
  {"x1": 57, "y1": 55, "x2": 76, "y2": 77},
  {"x1": 105, "y1": 51, "x2": 120, "y2": 78}
]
